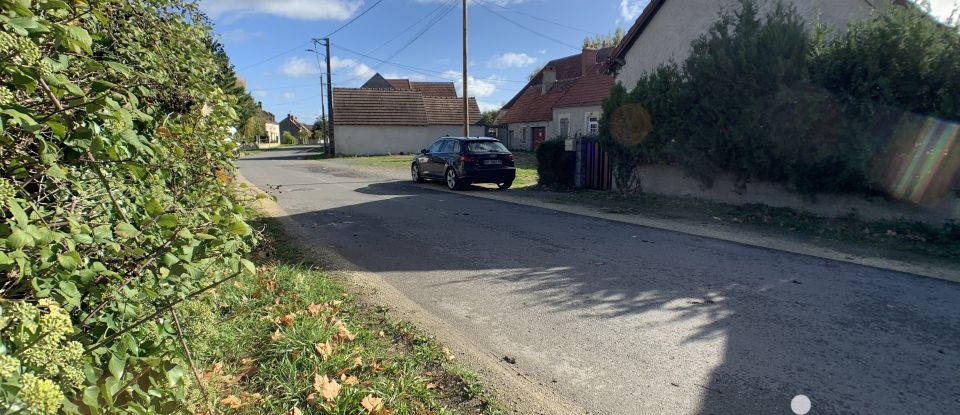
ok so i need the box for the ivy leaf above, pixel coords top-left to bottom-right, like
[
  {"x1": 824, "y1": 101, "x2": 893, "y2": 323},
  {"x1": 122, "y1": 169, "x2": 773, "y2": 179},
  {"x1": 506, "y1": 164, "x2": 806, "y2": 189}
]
[
  {"x1": 108, "y1": 354, "x2": 125, "y2": 380},
  {"x1": 115, "y1": 222, "x2": 138, "y2": 239},
  {"x1": 6, "y1": 16, "x2": 39, "y2": 35},
  {"x1": 57, "y1": 250, "x2": 82, "y2": 270},
  {"x1": 156, "y1": 213, "x2": 177, "y2": 228},
  {"x1": 57, "y1": 280, "x2": 81, "y2": 307}
]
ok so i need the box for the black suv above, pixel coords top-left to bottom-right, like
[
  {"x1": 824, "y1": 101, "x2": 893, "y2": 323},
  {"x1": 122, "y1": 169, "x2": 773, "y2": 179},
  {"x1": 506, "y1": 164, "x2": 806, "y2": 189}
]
[{"x1": 411, "y1": 137, "x2": 516, "y2": 190}]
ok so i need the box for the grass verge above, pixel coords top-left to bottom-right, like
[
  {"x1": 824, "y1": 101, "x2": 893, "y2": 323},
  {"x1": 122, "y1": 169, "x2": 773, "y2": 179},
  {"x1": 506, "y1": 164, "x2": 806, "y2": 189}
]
[
  {"x1": 184, "y1": 214, "x2": 503, "y2": 414},
  {"x1": 530, "y1": 190, "x2": 960, "y2": 260}
]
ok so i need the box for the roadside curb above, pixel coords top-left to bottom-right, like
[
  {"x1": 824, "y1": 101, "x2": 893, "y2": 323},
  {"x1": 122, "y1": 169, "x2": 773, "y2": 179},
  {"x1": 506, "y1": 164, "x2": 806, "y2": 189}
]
[{"x1": 415, "y1": 184, "x2": 960, "y2": 285}]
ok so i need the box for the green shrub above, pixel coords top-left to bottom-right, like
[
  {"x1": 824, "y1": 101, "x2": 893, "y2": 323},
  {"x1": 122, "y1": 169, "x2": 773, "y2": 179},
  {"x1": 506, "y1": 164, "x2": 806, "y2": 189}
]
[
  {"x1": 601, "y1": 0, "x2": 960, "y2": 198},
  {"x1": 536, "y1": 138, "x2": 576, "y2": 188},
  {"x1": 0, "y1": 1, "x2": 256, "y2": 413},
  {"x1": 282, "y1": 131, "x2": 297, "y2": 145}
]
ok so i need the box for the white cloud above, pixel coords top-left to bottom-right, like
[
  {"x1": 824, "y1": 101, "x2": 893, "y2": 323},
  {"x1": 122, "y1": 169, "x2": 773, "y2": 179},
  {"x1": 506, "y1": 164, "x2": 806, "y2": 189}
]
[
  {"x1": 281, "y1": 57, "x2": 320, "y2": 77},
  {"x1": 253, "y1": 89, "x2": 268, "y2": 98},
  {"x1": 442, "y1": 70, "x2": 496, "y2": 98},
  {"x1": 203, "y1": 0, "x2": 364, "y2": 20},
  {"x1": 218, "y1": 28, "x2": 262, "y2": 43},
  {"x1": 619, "y1": 0, "x2": 648, "y2": 22},
  {"x1": 477, "y1": 101, "x2": 503, "y2": 113},
  {"x1": 916, "y1": 0, "x2": 959, "y2": 23},
  {"x1": 350, "y1": 63, "x2": 376, "y2": 80},
  {"x1": 538, "y1": 49, "x2": 547, "y2": 55},
  {"x1": 282, "y1": 92, "x2": 296, "y2": 99},
  {"x1": 489, "y1": 52, "x2": 537, "y2": 69},
  {"x1": 416, "y1": 0, "x2": 525, "y2": 5},
  {"x1": 330, "y1": 56, "x2": 358, "y2": 70}
]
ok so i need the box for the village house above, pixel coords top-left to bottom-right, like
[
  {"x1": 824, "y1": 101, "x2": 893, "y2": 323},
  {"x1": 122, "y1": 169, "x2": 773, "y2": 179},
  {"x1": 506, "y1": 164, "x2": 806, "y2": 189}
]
[
  {"x1": 278, "y1": 114, "x2": 315, "y2": 144},
  {"x1": 332, "y1": 73, "x2": 483, "y2": 155},
  {"x1": 606, "y1": 0, "x2": 901, "y2": 88},
  {"x1": 496, "y1": 47, "x2": 615, "y2": 151},
  {"x1": 258, "y1": 104, "x2": 281, "y2": 147}
]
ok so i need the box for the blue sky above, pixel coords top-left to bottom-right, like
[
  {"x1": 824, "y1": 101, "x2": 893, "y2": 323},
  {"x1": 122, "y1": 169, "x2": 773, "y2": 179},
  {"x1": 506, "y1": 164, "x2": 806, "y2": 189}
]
[
  {"x1": 202, "y1": 0, "x2": 958, "y2": 124},
  {"x1": 203, "y1": 0, "x2": 647, "y2": 123}
]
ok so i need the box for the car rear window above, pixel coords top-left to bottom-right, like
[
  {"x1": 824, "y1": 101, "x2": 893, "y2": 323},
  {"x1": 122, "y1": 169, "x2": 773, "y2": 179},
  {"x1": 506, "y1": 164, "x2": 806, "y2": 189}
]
[{"x1": 466, "y1": 141, "x2": 508, "y2": 153}]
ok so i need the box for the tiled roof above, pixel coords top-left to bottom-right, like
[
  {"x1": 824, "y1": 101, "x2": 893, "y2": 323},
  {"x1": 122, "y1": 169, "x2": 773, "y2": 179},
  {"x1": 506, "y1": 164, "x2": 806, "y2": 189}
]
[
  {"x1": 499, "y1": 48, "x2": 615, "y2": 124},
  {"x1": 423, "y1": 96, "x2": 481, "y2": 125},
  {"x1": 333, "y1": 88, "x2": 428, "y2": 126},
  {"x1": 362, "y1": 73, "x2": 394, "y2": 89},
  {"x1": 497, "y1": 79, "x2": 575, "y2": 124},
  {"x1": 411, "y1": 82, "x2": 458, "y2": 98},
  {"x1": 333, "y1": 88, "x2": 481, "y2": 126},
  {"x1": 386, "y1": 79, "x2": 411, "y2": 89},
  {"x1": 554, "y1": 64, "x2": 615, "y2": 108}
]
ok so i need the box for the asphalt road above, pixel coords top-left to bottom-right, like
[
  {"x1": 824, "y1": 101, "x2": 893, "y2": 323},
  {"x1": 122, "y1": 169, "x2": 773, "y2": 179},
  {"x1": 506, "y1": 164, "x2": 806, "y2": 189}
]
[{"x1": 238, "y1": 147, "x2": 960, "y2": 415}]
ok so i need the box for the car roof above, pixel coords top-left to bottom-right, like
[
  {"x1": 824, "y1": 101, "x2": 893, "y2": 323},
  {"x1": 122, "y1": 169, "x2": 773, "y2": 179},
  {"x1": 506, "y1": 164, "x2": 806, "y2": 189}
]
[{"x1": 440, "y1": 136, "x2": 500, "y2": 141}]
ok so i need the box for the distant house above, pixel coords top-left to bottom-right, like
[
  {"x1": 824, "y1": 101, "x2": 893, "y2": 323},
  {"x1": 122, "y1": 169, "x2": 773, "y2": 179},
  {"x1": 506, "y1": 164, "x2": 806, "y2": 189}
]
[
  {"x1": 497, "y1": 47, "x2": 615, "y2": 151},
  {"x1": 332, "y1": 73, "x2": 484, "y2": 155},
  {"x1": 606, "y1": 0, "x2": 898, "y2": 88},
  {"x1": 258, "y1": 104, "x2": 280, "y2": 146},
  {"x1": 279, "y1": 114, "x2": 315, "y2": 144}
]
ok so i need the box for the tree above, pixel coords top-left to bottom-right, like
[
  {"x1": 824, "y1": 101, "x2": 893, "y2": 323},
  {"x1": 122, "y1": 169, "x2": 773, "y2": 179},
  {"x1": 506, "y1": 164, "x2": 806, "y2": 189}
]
[
  {"x1": 480, "y1": 110, "x2": 501, "y2": 126},
  {"x1": 298, "y1": 128, "x2": 311, "y2": 144},
  {"x1": 583, "y1": 27, "x2": 625, "y2": 48},
  {"x1": 282, "y1": 131, "x2": 297, "y2": 145}
]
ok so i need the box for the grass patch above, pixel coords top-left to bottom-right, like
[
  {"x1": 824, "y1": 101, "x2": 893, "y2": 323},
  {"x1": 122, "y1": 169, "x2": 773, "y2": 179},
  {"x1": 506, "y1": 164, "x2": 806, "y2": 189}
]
[
  {"x1": 186, "y1": 215, "x2": 504, "y2": 414},
  {"x1": 536, "y1": 190, "x2": 960, "y2": 260}
]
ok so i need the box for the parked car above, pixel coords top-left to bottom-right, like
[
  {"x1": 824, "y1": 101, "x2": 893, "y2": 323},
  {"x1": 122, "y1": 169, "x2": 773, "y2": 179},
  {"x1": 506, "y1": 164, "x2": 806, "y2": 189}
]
[{"x1": 411, "y1": 137, "x2": 516, "y2": 190}]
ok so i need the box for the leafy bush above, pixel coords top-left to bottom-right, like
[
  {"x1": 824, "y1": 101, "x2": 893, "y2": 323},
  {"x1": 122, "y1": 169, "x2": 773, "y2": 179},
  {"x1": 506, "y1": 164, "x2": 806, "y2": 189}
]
[
  {"x1": 602, "y1": 0, "x2": 960, "y2": 198},
  {"x1": 0, "y1": 1, "x2": 256, "y2": 413},
  {"x1": 282, "y1": 131, "x2": 297, "y2": 145},
  {"x1": 536, "y1": 138, "x2": 576, "y2": 188}
]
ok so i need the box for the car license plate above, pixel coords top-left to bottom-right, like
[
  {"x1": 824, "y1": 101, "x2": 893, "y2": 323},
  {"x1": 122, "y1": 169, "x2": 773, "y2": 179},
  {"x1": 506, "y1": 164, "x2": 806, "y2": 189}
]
[{"x1": 483, "y1": 160, "x2": 502, "y2": 165}]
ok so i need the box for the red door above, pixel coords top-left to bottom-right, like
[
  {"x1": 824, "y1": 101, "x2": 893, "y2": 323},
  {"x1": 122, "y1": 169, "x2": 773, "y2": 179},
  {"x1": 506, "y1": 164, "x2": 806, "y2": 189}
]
[{"x1": 532, "y1": 127, "x2": 546, "y2": 150}]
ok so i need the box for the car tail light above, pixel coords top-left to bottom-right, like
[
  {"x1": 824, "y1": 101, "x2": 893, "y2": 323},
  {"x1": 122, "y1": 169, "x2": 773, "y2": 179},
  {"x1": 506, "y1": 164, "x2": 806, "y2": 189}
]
[
  {"x1": 460, "y1": 155, "x2": 476, "y2": 164},
  {"x1": 505, "y1": 154, "x2": 514, "y2": 161}
]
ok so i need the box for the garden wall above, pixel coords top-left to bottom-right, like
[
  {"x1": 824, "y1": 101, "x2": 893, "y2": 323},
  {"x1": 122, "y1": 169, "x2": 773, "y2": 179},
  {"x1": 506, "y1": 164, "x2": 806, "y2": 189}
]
[{"x1": 617, "y1": 164, "x2": 960, "y2": 226}]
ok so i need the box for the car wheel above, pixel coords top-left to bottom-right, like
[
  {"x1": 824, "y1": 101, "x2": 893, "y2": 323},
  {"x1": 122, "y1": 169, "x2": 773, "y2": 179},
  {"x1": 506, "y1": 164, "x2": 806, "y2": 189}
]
[
  {"x1": 445, "y1": 168, "x2": 462, "y2": 190},
  {"x1": 497, "y1": 181, "x2": 513, "y2": 190},
  {"x1": 411, "y1": 163, "x2": 424, "y2": 183}
]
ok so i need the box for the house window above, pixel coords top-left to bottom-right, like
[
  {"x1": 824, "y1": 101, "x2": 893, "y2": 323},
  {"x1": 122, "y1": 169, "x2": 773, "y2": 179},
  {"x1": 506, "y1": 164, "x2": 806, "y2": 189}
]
[
  {"x1": 587, "y1": 115, "x2": 599, "y2": 136},
  {"x1": 558, "y1": 115, "x2": 570, "y2": 138}
]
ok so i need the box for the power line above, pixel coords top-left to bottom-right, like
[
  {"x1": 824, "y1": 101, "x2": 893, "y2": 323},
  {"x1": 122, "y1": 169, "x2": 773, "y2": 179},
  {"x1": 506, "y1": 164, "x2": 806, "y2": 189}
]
[
  {"x1": 476, "y1": 1, "x2": 581, "y2": 51},
  {"x1": 381, "y1": 0, "x2": 459, "y2": 65},
  {"x1": 334, "y1": 45, "x2": 527, "y2": 84},
  {"x1": 323, "y1": 0, "x2": 386, "y2": 38},
  {"x1": 483, "y1": 1, "x2": 601, "y2": 36},
  {"x1": 367, "y1": 0, "x2": 456, "y2": 55},
  {"x1": 238, "y1": 40, "x2": 311, "y2": 70}
]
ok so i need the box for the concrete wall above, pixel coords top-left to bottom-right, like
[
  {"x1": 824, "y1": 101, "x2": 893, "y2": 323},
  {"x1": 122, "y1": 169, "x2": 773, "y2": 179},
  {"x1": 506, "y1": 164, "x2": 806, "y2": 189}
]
[
  {"x1": 620, "y1": 164, "x2": 960, "y2": 226},
  {"x1": 616, "y1": 0, "x2": 882, "y2": 89},
  {"x1": 553, "y1": 105, "x2": 602, "y2": 138},
  {"x1": 335, "y1": 125, "x2": 486, "y2": 156}
]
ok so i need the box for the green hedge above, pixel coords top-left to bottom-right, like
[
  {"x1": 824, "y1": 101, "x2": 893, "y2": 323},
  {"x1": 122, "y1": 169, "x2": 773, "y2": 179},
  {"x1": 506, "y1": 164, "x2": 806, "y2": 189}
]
[
  {"x1": 602, "y1": 0, "x2": 960, "y2": 199},
  {"x1": 0, "y1": 1, "x2": 256, "y2": 413},
  {"x1": 536, "y1": 138, "x2": 576, "y2": 188}
]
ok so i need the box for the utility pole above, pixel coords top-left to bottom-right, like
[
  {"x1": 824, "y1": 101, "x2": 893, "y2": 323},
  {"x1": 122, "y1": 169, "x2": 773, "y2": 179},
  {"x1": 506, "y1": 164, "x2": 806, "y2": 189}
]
[
  {"x1": 322, "y1": 38, "x2": 336, "y2": 156},
  {"x1": 307, "y1": 44, "x2": 327, "y2": 144},
  {"x1": 462, "y1": 0, "x2": 469, "y2": 137}
]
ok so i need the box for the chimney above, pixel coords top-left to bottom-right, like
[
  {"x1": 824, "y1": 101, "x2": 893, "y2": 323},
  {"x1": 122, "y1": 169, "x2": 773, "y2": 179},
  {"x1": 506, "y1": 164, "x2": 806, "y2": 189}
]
[
  {"x1": 257, "y1": 101, "x2": 262, "y2": 109},
  {"x1": 581, "y1": 47, "x2": 598, "y2": 75},
  {"x1": 541, "y1": 65, "x2": 556, "y2": 95}
]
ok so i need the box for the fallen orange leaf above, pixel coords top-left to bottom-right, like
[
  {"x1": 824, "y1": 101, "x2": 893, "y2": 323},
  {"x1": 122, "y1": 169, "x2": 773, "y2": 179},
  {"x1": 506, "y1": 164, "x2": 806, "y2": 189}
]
[
  {"x1": 314, "y1": 374, "x2": 342, "y2": 402},
  {"x1": 314, "y1": 341, "x2": 334, "y2": 360},
  {"x1": 286, "y1": 406, "x2": 302, "y2": 415},
  {"x1": 334, "y1": 320, "x2": 356, "y2": 342},
  {"x1": 270, "y1": 329, "x2": 284, "y2": 342},
  {"x1": 361, "y1": 395, "x2": 383, "y2": 413},
  {"x1": 277, "y1": 313, "x2": 295, "y2": 327},
  {"x1": 343, "y1": 375, "x2": 359, "y2": 386},
  {"x1": 306, "y1": 303, "x2": 324, "y2": 316},
  {"x1": 219, "y1": 395, "x2": 242, "y2": 409}
]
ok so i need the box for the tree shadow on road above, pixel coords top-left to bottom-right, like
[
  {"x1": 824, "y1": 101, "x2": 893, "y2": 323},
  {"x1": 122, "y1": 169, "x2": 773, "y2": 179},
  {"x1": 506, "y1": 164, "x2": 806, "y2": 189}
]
[{"x1": 270, "y1": 178, "x2": 960, "y2": 415}]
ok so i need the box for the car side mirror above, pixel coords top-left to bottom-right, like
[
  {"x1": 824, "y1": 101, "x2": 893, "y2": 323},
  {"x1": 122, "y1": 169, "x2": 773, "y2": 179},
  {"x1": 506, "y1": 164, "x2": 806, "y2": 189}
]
[{"x1": 420, "y1": 149, "x2": 428, "y2": 154}]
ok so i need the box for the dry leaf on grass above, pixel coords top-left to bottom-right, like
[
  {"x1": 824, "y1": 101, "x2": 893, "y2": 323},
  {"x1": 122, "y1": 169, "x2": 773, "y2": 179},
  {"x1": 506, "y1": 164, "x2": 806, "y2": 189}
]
[
  {"x1": 342, "y1": 375, "x2": 359, "y2": 386},
  {"x1": 361, "y1": 395, "x2": 383, "y2": 412},
  {"x1": 441, "y1": 347, "x2": 455, "y2": 361},
  {"x1": 306, "y1": 303, "x2": 324, "y2": 316},
  {"x1": 276, "y1": 313, "x2": 295, "y2": 327},
  {"x1": 271, "y1": 329, "x2": 284, "y2": 342},
  {"x1": 306, "y1": 393, "x2": 317, "y2": 404},
  {"x1": 353, "y1": 356, "x2": 364, "y2": 368},
  {"x1": 314, "y1": 341, "x2": 334, "y2": 360},
  {"x1": 426, "y1": 383, "x2": 436, "y2": 390},
  {"x1": 333, "y1": 320, "x2": 356, "y2": 342},
  {"x1": 313, "y1": 374, "x2": 342, "y2": 402},
  {"x1": 286, "y1": 406, "x2": 302, "y2": 415},
  {"x1": 377, "y1": 330, "x2": 385, "y2": 338},
  {"x1": 219, "y1": 395, "x2": 242, "y2": 409}
]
